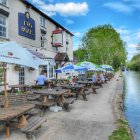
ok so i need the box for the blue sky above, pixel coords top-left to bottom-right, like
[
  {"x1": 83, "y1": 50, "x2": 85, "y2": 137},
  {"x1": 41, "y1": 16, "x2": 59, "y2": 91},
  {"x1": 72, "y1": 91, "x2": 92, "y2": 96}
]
[{"x1": 28, "y1": 0, "x2": 140, "y2": 60}]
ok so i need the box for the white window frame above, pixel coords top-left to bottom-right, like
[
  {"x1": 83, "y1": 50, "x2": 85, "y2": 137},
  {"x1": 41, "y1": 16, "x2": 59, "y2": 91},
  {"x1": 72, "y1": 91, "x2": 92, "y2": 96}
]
[
  {"x1": 19, "y1": 68, "x2": 25, "y2": 85},
  {"x1": 0, "y1": 0, "x2": 7, "y2": 6},
  {"x1": 0, "y1": 14, "x2": 7, "y2": 38},
  {"x1": 40, "y1": 35, "x2": 45, "y2": 48},
  {"x1": 49, "y1": 64, "x2": 54, "y2": 78},
  {"x1": 40, "y1": 16, "x2": 46, "y2": 28}
]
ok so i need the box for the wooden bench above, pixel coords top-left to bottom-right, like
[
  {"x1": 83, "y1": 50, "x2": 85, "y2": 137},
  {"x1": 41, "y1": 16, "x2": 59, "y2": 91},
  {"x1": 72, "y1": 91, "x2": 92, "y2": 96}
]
[
  {"x1": 9, "y1": 84, "x2": 30, "y2": 93},
  {"x1": 63, "y1": 97, "x2": 76, "y2": 111},
  {"x1": 0, "y1": 122, "x2": 5, "y2": 132},
  {"x1": 0, "y1": 93, "x2": 37, "y2": 137},
  {"x1": 84, "y1": 90, "x2": 92, "y2": 95},
  {"x1": 30, "y1": 100, "x2": 56, "y2": 115},
  {"x1": 21, "y1": 117, "x2": 47, "y2": 139},
  {"x1": 26, "y1": 94, "x2": 41, "y2": 101},
  {"x1": 0, "y1": 93, "x2": 39, "y2": 131},
  {"x1": 92, "y1": 86, "x2": 99, "y2": 93}
]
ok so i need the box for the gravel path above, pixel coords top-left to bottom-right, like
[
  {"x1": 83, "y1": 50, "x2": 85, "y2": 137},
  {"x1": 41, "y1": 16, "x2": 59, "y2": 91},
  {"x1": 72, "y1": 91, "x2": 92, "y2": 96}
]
[{"x1": 0, "y1": 73, "x2": 120, "y2": 140}]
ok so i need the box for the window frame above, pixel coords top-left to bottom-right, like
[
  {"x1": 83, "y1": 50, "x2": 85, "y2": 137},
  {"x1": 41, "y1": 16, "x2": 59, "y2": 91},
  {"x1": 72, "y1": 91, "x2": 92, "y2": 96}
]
[
  {"x1": 0, "y1": 0, "x2": 7, "y2": 6},
  {"x1": 19, "y1": 68, "x2": 25, "y2": 85},
  {"x1": 0, "y1": 14, "x2": 7, "y2": 38},
  {"x1": 40, "y1": 16, "x2": 46, "y2": 28},
  {"x1": 49, "y1": 65, "x2": 54, "y2": 78},
  {"x1": 40, "y1": 35, "x2": 45, "y2": 48}
]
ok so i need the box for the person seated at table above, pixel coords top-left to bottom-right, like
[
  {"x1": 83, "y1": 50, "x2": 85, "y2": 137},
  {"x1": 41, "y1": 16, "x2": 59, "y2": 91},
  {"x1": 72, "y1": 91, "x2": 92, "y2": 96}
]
[
  {"x1": 72, "y1": 76, "x2": 78, "y2": 83},
  {"x1": 100, "y1": 72, "x2": 105, "y2": 83},
  {"x1": 36, "y1": 71, "x2": 48, "y2": 86},
  {"x1": 92, "y1": 73, "x2": 102, "y2": 87}
]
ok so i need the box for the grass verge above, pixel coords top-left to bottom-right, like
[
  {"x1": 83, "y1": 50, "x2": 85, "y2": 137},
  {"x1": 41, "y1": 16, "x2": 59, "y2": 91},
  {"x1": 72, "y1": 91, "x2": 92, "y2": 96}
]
[{"x1": 109, "y1": 119, "x2": 132, "y2": 140}]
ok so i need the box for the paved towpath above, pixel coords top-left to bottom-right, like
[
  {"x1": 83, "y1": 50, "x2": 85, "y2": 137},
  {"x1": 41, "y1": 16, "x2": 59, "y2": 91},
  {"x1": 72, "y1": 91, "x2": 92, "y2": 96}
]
[{"x1": 38, "y1": 73, "x2": 120, "y2": 140}]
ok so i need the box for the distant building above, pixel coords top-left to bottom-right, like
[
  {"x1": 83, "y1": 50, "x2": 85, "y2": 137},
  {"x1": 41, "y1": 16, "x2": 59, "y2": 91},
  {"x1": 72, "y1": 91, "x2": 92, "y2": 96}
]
[{"x1": 0, "y1": 0, "x2": 73, "y2": 88}]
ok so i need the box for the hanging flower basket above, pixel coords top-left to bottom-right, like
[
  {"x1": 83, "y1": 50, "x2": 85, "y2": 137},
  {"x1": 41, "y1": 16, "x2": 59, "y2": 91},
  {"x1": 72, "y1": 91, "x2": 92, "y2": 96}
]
[
  {"x1": 14, "y1": 65, "x2": 22, "y2": 71},
  {"x1": 28, "y1": 67, "x2": 35, "y2": 71}
]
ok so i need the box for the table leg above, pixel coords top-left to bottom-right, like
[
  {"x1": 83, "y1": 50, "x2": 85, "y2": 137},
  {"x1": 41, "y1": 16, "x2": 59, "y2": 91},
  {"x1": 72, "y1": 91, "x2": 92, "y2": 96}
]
[
  {"x1": 79, "y1": 89, "x2": 87, "y2": 101},
  {"x1": 68, "y1": 89, "x2": 72, "y2": 96},
  {"x1": 6, "y1": 125, "x2": 10, "y2": 138},
  {"x1": 90, "y1": 84, "x2": 97, "y2": 94},
  {"x1": 18, "y1": 115, "x2": 28, "y2": 128},
  {"x1": 43, "y1": 96, "x2": 48, "y2": 103},
  {"x1": 57, "y1": 95, "x2": 65, "y2": 105}
]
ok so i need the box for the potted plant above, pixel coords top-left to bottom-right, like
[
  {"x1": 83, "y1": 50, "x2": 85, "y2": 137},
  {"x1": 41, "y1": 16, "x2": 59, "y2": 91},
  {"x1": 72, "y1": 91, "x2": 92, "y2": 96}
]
[
  {"x1": 28, "y1": 67, "x2": 35, "y2": 71},
  {"x1": 14, "y1": 65, "x2": 21, "y2": 71}
]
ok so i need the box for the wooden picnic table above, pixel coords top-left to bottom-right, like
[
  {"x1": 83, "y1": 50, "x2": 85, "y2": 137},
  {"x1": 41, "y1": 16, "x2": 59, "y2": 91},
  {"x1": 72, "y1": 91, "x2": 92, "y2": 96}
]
[
  {"x1": 9, "y1": 84, "x2": 30, "y2": 92},
  {"x1": 33, "y1": 79, "x2": 57, "y2": 89},
  {"x1": 32, "y1": 88, "x2": 69, "y2": 105},
  {"x1": 61, "y1": 84, "x2": 87, "y2": 101},
  {"x1": 76, "y1": 81, "x2": 99, "y2": 93},
  {"x1": 0, "y1": 103, "x2": 35, "y2": 137},
  {"x1": 87, "y1": 78, "x2": 92, "y2": 81}
]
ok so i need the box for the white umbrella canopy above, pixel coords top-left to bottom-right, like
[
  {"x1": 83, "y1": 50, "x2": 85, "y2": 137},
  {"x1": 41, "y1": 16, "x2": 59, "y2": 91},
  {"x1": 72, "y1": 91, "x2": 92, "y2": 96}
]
[
  {"x1": 76, "y1": 61, "x2": 98, "y2": 71},
  {"x1": 0, "y1": 41, "x2": 45, "y2": 108},
  {"x1": 0, "y1": 41, "x2": 44, "y2": 68},
  {"x1": 100, "y1": 64, "x2": 112, "y2": 69}
]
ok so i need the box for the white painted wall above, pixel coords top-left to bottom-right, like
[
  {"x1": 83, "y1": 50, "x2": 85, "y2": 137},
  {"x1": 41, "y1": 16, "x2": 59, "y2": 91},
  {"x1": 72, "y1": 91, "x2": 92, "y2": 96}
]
[{"x1": 0, "y1": 0, "x2": 73, "y2": 86}]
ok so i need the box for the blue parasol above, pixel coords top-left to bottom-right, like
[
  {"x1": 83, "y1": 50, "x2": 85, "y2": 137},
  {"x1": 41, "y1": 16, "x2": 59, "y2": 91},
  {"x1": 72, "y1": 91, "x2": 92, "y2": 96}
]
[{"x1": 55, "y1": 64, "x2": 87, "y2": 73}]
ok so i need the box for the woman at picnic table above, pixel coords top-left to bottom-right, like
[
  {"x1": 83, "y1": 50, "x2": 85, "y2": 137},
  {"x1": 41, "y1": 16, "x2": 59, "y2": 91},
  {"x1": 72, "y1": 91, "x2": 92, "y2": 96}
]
[{"x1": 36, "y1": 71, "x2": 48, "y2": 86}]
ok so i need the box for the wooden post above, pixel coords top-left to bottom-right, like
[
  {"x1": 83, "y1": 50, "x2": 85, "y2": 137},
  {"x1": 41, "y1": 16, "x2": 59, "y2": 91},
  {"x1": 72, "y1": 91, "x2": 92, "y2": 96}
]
[
  {"x1": 3, "y1": 63, "x2": 8, "y2": 108},
  {"x1": 6, "y1": 125, "x2": 10, "y2": 137}
]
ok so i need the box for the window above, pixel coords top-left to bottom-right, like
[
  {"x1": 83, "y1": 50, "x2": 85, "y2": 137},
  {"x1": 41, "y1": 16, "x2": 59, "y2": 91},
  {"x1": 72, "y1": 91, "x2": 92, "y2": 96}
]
[
  {"x1": 0, "y1": 14, "x2": 7, "y2": 38},
  {"x1": 41, "y1": 35, "x2": 45, "y2": 48},
  {"x1": 19, "y1": 68, "x2": 25, "y2": 85},
  {"x1": 49, "y1": 65, "x2": 54, "y2": 78},
  {"x1": 0, "y1": 0, "x2": 7, "y2": 6},
  {"x1": 40, "y1": 65, "x2": 48, "y2": 77},
  {"x1": 40, "y1": 16, "x2": 46, "y2": 28}
]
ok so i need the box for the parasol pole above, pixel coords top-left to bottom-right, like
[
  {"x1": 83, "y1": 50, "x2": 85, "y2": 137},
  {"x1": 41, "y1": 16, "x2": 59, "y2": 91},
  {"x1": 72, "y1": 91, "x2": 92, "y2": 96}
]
[{"x1": 3, "y1": 63, "x2": 8, "y2": 108}]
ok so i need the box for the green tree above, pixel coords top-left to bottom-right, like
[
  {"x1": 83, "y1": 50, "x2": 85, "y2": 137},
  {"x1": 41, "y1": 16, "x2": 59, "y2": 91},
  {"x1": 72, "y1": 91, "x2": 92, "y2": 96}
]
[
  {"x1": 74, "y1": 24, "x2": 127, "y2": 69},
  {"x1": 128, "y1": 54, "x2": 140, "y2": 71}
]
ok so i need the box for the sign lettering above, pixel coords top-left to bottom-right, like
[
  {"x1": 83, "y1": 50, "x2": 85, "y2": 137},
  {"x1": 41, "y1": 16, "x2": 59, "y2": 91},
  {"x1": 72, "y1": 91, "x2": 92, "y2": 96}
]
[{"x1": 18, "y1": 12, "x2": 35, "y2": 40}]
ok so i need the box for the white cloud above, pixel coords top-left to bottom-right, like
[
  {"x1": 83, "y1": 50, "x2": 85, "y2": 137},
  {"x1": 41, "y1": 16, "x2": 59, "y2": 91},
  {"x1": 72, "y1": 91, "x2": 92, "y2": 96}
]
[
  {"x1": 40, "y1": 10, "x2": 56, "y2": 16},
  {"x1": 135, "y1": 31, "x2": 140, "y2": 39},
  {"x1": 74, "y1": 32, "x2": 83, "y2": 37},
  {"x1": 122, "y1": 36, "x2": 131, "y2": 42},
  {"x1": 104, "y1": 1, "x2": 140, "y2": 14},
  {"x1": 32, "y1": 0, "x2": 89, "y2": 17},
  {"x1": 65, "y1": 19, "x2": 74, "y2": 25},
  {"x1": 103, "y1": 2, "x2": 133, "y2": 13},
  {"x1": 127, "y1": 43, "x2": 137, "y2": 48},
  {"x1": 115, "y1": 28, "x2": 130, "y2": 35},
  {"x1": 32, "y1": 0, "x2": 44, "y2": 5}
]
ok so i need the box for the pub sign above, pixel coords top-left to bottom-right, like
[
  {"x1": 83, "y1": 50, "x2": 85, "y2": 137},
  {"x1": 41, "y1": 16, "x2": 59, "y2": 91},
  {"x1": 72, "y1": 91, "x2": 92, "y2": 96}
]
[
  {"x1": 52, "y1": 29, "x2": 63, "y2": 47},
  {"x1": 18, "y1": 12, "x2": 35, "y2": 40}
]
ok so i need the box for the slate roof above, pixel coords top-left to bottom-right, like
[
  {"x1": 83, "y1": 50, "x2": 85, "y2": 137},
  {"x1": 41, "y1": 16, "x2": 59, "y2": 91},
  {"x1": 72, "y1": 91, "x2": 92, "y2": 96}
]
[
  {"x1": 55, "y1": 53, "x2": 69, "y2": 62},
  {"x1": 27, "y1": 49, "x2": 47, "y2": 59}
]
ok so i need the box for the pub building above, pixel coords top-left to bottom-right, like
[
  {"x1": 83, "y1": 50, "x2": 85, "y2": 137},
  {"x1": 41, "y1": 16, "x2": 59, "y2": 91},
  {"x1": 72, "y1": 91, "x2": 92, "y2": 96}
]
[{"x1": 0, "y1": 0, "x2": 73, "y2": 89}]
